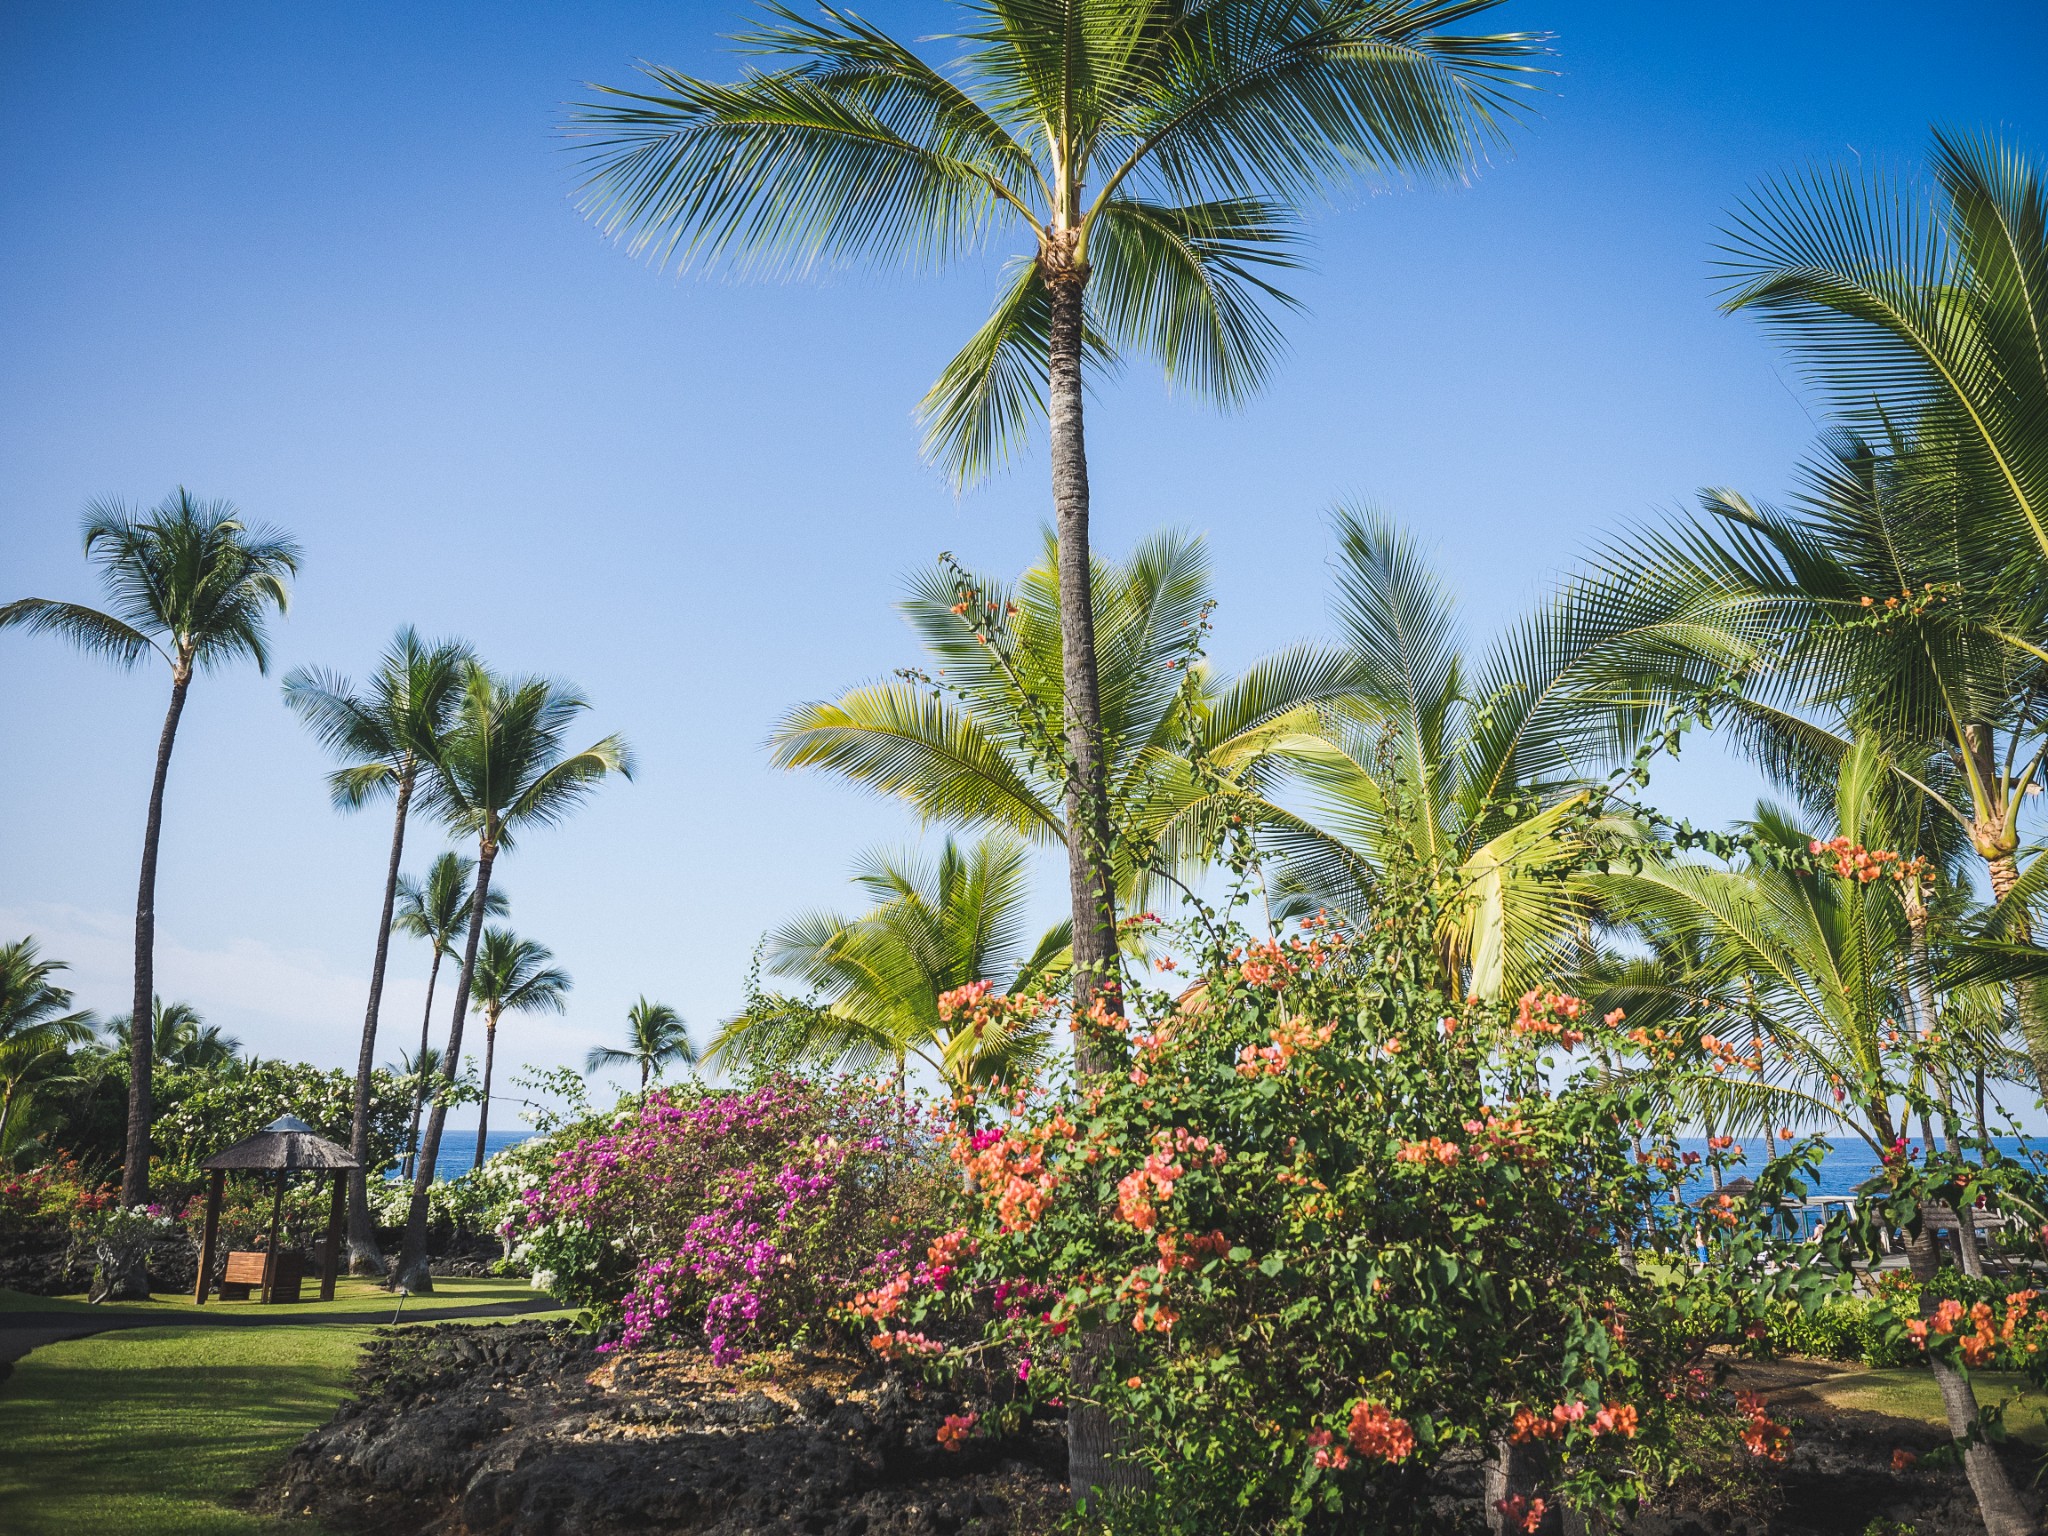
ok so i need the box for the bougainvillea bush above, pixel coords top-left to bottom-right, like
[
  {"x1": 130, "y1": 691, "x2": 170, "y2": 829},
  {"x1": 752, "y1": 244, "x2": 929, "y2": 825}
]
[
  {"x1": 516, "y1": 1077, "x2": 955, "y2": 1362},
  {"x1": 862, "y1": 894, "x2": 1830, "y2": 1534}
]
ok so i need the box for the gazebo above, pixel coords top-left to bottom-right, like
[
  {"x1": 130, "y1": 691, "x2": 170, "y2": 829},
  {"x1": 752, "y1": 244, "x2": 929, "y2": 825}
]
[{"x1": 192, "y1": 1114, "x2": 359, "y2": 1305}]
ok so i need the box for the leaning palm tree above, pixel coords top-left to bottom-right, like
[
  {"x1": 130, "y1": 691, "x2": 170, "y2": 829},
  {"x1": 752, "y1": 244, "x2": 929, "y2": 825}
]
[
  {"x1": 773, "y1": 528, "x2": 1359, "y2": 929},
  {"x1": 0, "y1": 939, "x2": 98, "y2": 1153},
  {"x1": 586, "y1": 998, "x2": 694, "y2": 1092},
  {"x1": 392, "y1": 853, "x2": 508, "y2": 1178},
  {"x1": 1264, "y1": 505, "x2": 1650, "y2": 997},
  {"x1": 392, "y1": 665, "x2": 632, "y2": 1291},
  {"x1": 568, "y1": 3, "x2": 1545, "y2": 1097},
  {"x1": 711, "y1": 835, "x2": 1069, "y2": 1089},
  {"x1": 0, "y1": 490, "x2": 298, "y2": 1206},
  {"x1": 1719, "y1": 129, "x2": 2048, "y2": 577},
  {"x1": 1600, "y1": 746, "x2": 2037, "y2": 1536},
  {"x1": 467, "y1": 929, "x2": 570, "y2": 1171},
  {"x1": 284, "y1": 628, "x2": 471, "y2": 1272}
]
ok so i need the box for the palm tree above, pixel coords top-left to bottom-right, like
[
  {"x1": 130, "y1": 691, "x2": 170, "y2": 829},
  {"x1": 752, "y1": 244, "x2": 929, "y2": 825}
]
[
  {"x1": 586, "y1": 998, "x2": 694, "y2": 1092},
  {"x1": 100, "y1": 998, "x2": 243, "y2": 1071},
  {"x1": 567, "y1": 4, "x2": 1545, "y2": 1111},
  {"x1": 711, "y1": 835, "x2": 1069, "y2": 1089},
  {"x1": 1719, "y1": 129, "x2": 2047, "y2": 576},
  {"x1": 392, "y1": 664, "x2": 632, "y2": 1291},
  {"x1": 392, "y1": 853, "x2": 508, "y2": 1178},
  {"x1": 284, "y1": 628, "x2": 471, "y2": 1273},
  {"x1": 772, "y1": 529, "x2": 1359, "y2": 929},
  {"x1": 1573, "y1": 433, "x2": 2048, "y2": 1084},
  {"x1": 467, "y1": 929, "x2": 570, "y2": 1171},
  {"x1": 1263, "y1": 506, "x2": 1650, "y2": 997},
  {"x1": 1599, "y1": 745, "x2": 2036, "y2": 1536},
  {"x1": 0, "y1": 940, "x2": 97, "y2": 1154},
  {"x1": 1, "y1": 491, "x2": 297, "y2": 1205}
]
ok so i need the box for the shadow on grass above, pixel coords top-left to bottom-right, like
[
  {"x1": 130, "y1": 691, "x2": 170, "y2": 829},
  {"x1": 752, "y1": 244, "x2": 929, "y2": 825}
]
[{"x1": 0, "y1": 1325, "x2": 372, "y2": 1535}]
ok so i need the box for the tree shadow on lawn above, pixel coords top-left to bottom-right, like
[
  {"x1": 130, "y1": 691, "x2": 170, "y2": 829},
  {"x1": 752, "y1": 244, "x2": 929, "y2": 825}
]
[{"x1": 0, "y1": 1324, "x2": 374, "y2": 1536}]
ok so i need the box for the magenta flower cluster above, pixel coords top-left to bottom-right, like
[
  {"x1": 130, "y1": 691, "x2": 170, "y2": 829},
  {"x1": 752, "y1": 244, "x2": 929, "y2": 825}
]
[{"x1": 519, "y1": 1078, "x2": 950, "y2": 1363}]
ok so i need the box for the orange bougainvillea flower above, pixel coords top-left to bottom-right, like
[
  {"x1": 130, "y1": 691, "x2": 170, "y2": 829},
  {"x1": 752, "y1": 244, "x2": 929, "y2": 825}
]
[{"x1": 1346, "y1": 1401, "x2": 1416, "y2": 1462}]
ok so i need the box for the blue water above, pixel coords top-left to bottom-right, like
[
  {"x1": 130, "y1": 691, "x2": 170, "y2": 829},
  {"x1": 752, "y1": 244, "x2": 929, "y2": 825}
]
[
  {"x1": 395, "y1": 1128, "x2": 532, "y2": 1184},
  {"x1": 399, "y1": 1134, "x2": 2042, "y2": 1190},
  {"x1": 1675, "y1": 1136, "x2": 2044, "y2": 1200}
]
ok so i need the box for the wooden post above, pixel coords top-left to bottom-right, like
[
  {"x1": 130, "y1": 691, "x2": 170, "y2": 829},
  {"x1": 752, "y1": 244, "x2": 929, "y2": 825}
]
[
  {"x1": 262, "y1": 1168, "x2": 288, "y2": 1305},
  {"x1": 321, "y1": 1171, "x2": 347, "y2": 1301},
  {"x1": 192, "y1": 1168, "x2": 225, "y2": 1305}
]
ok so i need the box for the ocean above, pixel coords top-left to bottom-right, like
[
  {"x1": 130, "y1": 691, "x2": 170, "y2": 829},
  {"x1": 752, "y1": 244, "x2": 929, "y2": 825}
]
[
  {"x1": 398, "y1": 1128, "x2": 534, "y2": 1184},
  {"x1": 408, "y1": 1132, "x2": 2037, "y2": 1191}
]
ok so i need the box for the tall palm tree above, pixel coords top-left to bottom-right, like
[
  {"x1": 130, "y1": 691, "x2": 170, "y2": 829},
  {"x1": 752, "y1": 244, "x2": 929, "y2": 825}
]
[
  {"x1": 393, "y1": 665, "x2": 632, "y2": 1291},
  {"x1": 711, "y1": 835, "x2": 1070, "y2": 1088},
  {"x1": 567, "y1": 3, "x2": 1545, "y2": 1103},
  {"x1": 1719, "y1": 129, "x2": 2048, "y2": 576},
  {"x1": 1599, "y1": 745, "x2": 2036, "y2": 1536},
  {"x1": 0, "y1": 490, "x2": 298, "y2": 1206},
  {"x1": 467, "y1": 929, "x2": 571, "y2": 1171},
  {"x1": 1264, "y1": 506, "x2": 1650, "y2": 996},
  {"x1": 392, "y1": 853, "x2": 508, "y2": 1178},
  {"x1": 284, "y1": 628, "x2": 471, "y2": 1272},
  {"x1": 586, "y1": 998, "x2": 695, "y2": 1092},
  {"x1": 0, "y1": 940, "x2": 97, "y2": 1154},
  {"x1": 772, "y1": 528, "x2": 1358, "y2": 925}
]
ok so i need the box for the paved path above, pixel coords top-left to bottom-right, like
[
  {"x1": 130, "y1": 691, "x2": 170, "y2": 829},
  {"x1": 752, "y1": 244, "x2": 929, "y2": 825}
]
[{"x1": 0, "y1": 1295, "x2": 560, "y2": 1369}]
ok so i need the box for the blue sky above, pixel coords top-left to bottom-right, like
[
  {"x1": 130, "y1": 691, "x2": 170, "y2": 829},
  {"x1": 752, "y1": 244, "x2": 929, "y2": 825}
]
[{"x1": 2, "y1": 2, "x2": 2041, "y2": 1125}]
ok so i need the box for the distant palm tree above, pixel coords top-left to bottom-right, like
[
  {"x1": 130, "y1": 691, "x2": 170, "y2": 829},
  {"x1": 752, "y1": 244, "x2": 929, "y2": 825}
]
[
  {"x1": 567, "y1": 2, "x2": 1546, "y2": 1137},
  {"x1": 0, "y1": 939, "x2": 97, "y2": 1154},
  {"x1": 284, "y1": 628, "x2": 471, "y2": 1272},
  {"x1": 468, "y1": 929, "x2": 570, "y2": 1171},
  {"x1": 392, "y1": 854, "x2": 507, "y2": 1178},
  {"x1": 102, "y1": 998, "x2": 243, "y2": 1071},
  {"x1": 711, "y1": 836, "x2": 1069, "y2": 1090},
  {"x1": 585, "y1": 998, "x2": 694, "y2": 1092},
  {"x1": 393, "y1": 665, "x2": 631, "y2": 1291},
  {"x1": 0, "y1": 490, "x2": 298, "y2": 1205}
]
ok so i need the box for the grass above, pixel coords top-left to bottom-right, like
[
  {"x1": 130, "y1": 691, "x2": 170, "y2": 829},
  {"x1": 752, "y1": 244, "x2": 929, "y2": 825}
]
[
  {"x1": 0, "y1": 1272, "x2": 554, "y2": 1318},
  {"x1": 1804, "y1": 1365, "x2": 2048, "y2": 1445},
  {"x1": 0, "y1": 1277, "x2": 581, "y2": 1535},
  {"x1": 0, "y1": 1323, "x2": 376, "y2": 1535}
]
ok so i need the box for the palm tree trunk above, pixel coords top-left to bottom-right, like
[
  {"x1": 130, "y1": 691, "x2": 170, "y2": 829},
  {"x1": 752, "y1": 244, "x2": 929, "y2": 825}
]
[
  {"x1": 1903, "y1": 898, "x2": 1984, "y2": 1276},
  {"x1": 1045, "y1": 258, "x2": 1121, "y2": 1055},
  {"x1": 402, "y1": 947, "x2": 445, "y2": 1179},
  {"x1": 1046, "y1": 249, "x2": 1142, "y2": 1510},
  {"x1": 1984, "y1": 852, "x2": 2048, "y2": 1095},
  {"x1": 473, "y1": 1015, "x2": 497, "y2": 1173},
  {"x1": 393, "y1": 840, "x2": 496, "y2": 1292},
  {"x1": 345, "y1": 764, "x2": 415, "y2": 1274},
  {"x1": 121, "y1": 663, "x2": 192, "y2": 1216},
  {"x1": 1902, "y1": 1228, "x2": 2038, "y2": 1535}
]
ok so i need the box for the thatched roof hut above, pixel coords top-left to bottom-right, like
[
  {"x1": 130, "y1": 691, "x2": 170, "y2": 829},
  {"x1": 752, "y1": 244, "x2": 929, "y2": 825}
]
[
  {"x1": 202, "y1": 1114, "x2": 360, "y2": 1173},
  {"x1": 193, "y1": 1115, "x2": 360, "y2": 1306}
]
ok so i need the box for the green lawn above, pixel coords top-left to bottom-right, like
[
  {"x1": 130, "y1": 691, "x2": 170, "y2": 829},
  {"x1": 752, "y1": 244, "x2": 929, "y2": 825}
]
[
  {"x1": 0, "y1": 1323, "x2": 374, "y2": 1535},
  {"x1": 0, "y1": 1272, "x2": 550, "y2": 1318},
  {"x1": 0, "y1": 1279, "x2": 578, "y2": 1535},
  {"x1": 1805, "y1": 1366, "x2": 2048, "y2": 1445}
]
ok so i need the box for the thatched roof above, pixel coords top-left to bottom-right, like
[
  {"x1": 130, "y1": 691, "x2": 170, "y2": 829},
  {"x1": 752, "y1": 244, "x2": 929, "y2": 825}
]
[{"x1": 202, "y1": 1114, "x2": 360, "y2": 1172}]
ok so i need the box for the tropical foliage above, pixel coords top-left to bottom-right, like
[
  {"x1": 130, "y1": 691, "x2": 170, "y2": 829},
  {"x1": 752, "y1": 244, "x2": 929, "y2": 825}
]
[{"x1": 712, "y1": 834, "x2": 1070, "y2": 1087}]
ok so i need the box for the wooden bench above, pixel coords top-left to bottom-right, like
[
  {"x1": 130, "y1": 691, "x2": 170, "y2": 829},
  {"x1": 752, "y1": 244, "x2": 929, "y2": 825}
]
[{"x1": 218, "y1": 1249, "x2": 306, "y2": 1303}]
